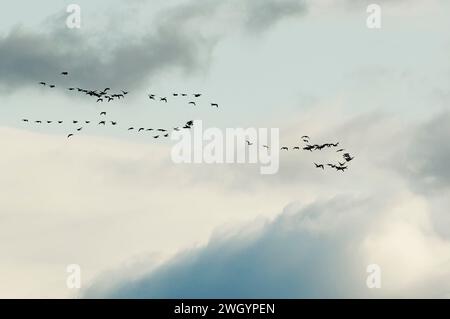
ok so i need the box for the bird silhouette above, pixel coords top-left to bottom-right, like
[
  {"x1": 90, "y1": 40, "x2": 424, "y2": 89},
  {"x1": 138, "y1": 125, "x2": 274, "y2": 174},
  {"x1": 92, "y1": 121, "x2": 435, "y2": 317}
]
[
  {"x1": 97, "y1": 98, "x2": 103, "y2": 103},
  {"x1": 211, "y1": 103, "x2": 219, "y2": 108},
  {"x1": 189, "y1": 101, "x2": 196, "y2": 106},
  {"x1": 35, "y1": 120, "x2": 42, "y2": 123},
  {"x1": 49, "y1": 85, "x2": 56, "y2": 88},
  {"x1": 128, "y1": 127, "x2": 134, "y2": 131},
  {"x1": 164, "y1": 133, "x2": 169, "y2": 137},
  {"x1": 111, "y1": 121, "x2": 117, "y2": 125},
  {"x1": 121, "y1": 91, "x2": 128, "y2": 95},
  {"x1": 22, "y1": 119, "x2": 28, "y2": 122},
  {"x1": 39, "y1": 82, "x2": 46, "y2": 86},
  {"x1": 246, "y1": 140, "x2": 253, "y2": 146},
  {"x1": 138, "y1": 128, "x2": 145, "y2": 132},
  {"x1": 73, "y1": 121, "x2": 78, "y2": 124},
  {"x1": 68, "y1": 88, "x2": 75, "y2": 91},
  {"x1": 194, "y1": 94, "x2": 202, "y2": 97},
  {"x1": 314, "y1": 163, "x2": 325, "y2": 170},
  {"x1": 67, "y1": 134, "x2": 74, "y2": 138},
  {"x1": 47, "y1": 121, "x2": 52, "y2": 124},
  {"x1": 160, "y1": 97, "x2": 168, "y2": 103},
  {"x1": 61, "y1": 72, "x2": 68, "y2": 75},
  {"x1": 98, "y1": 121, "x2": 106, "y2": 125},
  {"x1": 149, "y1": 94, "x2": 155, "y2": 100},
  {"x1": 293, "y1": 147, "x2": 300, "y2": 150},
  {"x1": 77, "y1": 127, "x2": 83, "y2": 131},
  {"x1": 281, "y1": 147, "x2": 289, "y2": 151},
  {"x1": 100, "y1": 112, "x2": 106, "y2": 116},
  {"x1": 58, "y1": 121, "x2": 63, "y2": 124},
  {"x1": 173, "y1": 93, "x2": 179, "y2": 97},
  {"x1": 336, "y1": 149, "x2": 345, "y2": 152},
  {"x1": 153, "y1": 135, "x2": 160, "y2": 139}
]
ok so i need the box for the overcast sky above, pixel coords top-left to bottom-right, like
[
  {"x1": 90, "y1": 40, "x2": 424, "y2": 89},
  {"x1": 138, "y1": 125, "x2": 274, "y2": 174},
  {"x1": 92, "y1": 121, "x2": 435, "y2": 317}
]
[{"x1": 0, "y1": 0, "x2": 449, "y2": 298}]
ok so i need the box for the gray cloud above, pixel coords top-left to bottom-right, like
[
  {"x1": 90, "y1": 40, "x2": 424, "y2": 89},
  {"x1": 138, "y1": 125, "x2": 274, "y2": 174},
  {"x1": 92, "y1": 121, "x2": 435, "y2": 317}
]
[
  {"x1": 0, "y1": 0, "x2": 306, "y2": 93},
  {"x1": 83, "y1": 192, "x2": 450, "y2": 298}
]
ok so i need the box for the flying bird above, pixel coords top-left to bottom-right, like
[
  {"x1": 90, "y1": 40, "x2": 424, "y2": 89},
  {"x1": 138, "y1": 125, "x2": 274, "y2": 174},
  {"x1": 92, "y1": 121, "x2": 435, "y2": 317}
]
[
  {"x1": 128, "y1": 127, "x2": 134, "y2": 131},
  {"x1": 22, "y1": 119, "x2": 28, "y2": 122},
  {"x1": 314, "y1": 163, "x2": 325, "y2": 170},
  {"x1": 49, "y1": 85, "x2": 56, "y2": 88},
  {"x1": 194, "y1": 94, "x2": 202, "y2": 97},
  {"x1": 111, "y1": 121, "x2": 117, "y2": 125},
  {"x1": 77, "y1": 127, "x2": 83, "y2": 131},
  {"x1": 211, "y1": 103, "x2": 219, "y2": 108},
  {"x1": 281, "y1": 147, "x2": 289, "y2": 151},
  {"x1": 189, "y1": 101, "x2": 196, "y2": 106},
  {"x1": 139, "y1": 128, "x2": 145, "y2": 132},
  {"x1": 153, "y1": 135, "x2": 160, "y2": 139},
  {"x1": 39, "y1": 82, "x2": 46, "y2": 86},
  {"x1": 246, "y1": 140, "x2": 253, "y2": 146},
  {"x1": 98, "y1": 121, "x2": 106, "y2": 125},
  {"x1": 61, "y1": 72, "x2": 68, "y2": 75},
  {"x1": 100, "y1": 112, "x2": 106, "y2": 116},
  {"x1": 148, "y1": 94, "x2": 156, "y2": 100},
  {"x1": 160, "y1": 97, "x2": 168, "y2": 103},
  {"x1": 336, "y1": 149, "x2": 345, "y2": 152},
  {"x1": 121, "y1": 91, "x2": 128, "y2": 95}
]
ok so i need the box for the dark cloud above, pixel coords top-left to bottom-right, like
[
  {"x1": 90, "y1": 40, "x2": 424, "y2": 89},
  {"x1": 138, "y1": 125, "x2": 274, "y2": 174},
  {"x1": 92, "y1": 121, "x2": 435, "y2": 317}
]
[
  {"x1": 83, "y1": 196, "x2": 385, "y2": 298},
  {"x1": 0, "y1": 0, "x2": 307, "y2": 93}
]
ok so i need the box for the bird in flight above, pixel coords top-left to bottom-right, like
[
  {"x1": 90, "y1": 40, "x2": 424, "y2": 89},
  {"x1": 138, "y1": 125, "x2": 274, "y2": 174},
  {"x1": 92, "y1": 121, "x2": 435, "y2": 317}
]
[
  {"x1": 58, "y1": 121, "x2": 63, "y2": 124},
  {"x1": 189, "y1": 101, "x2": 196, "y2": 106},
  {"x1": 47, "y1": 121, "x2": 52, "y2": 124},
  {"x1": 160, "y1": 97, "x2": 168, "y2": 103},
  {"x1": 22, "y1": 119, "x2": 28, "y2": 122},
  {"x1": 336, "y1": 149, "x2": 345, "y2": 153},
  {"x1": 194, "y1": 94, "x2": 202, "y2": 98},
  {"x1": 173, "y1": 93, "x2": 179, "y2": 97},
  {"x1": 281, "y1": 147, "x2": 289, "y2": 151},
  {"x1": 100, "y1": 112, "x2": 106, "y2": 116},
  {"x1": 149, "y1": 94, "x2": 156, "y2": 100},
  {"x1": 121, "y1": 91, "x2": 128, "y2": 95},
  {"x1": 67, "y1": 134, "x2": 74, "y2": 138},
  {"x1": 182, "y1": 94, "x2": 187, "y2": 97},
  {"x1": 314, "y1": 163, "x2": 325, "y2": 170},
  {"x1": 77, "y1": 127, "x2": 83, "y2": 131},
  {"x1": 49, "y1": 85, "x2": 56, "y2": 88},
  {"x1": 336, "y1": 166, "x2": 348, "y2": 172},
  {"x1": 68, "y1": 88, "x2": 75, "y2": 91},
  {"x1": 39, "y1": 82, "x2": 46, "y2": 86},
  {"x1": 98, "y1": 121, "x2": 106, "y2": 125},
  {"x1": 61, "y1": 72, "x2": 68, "y2": 75},
  {"x1": 111, "y1": 121, "x2": 117, "y2": 126},
  {"x1": 246, "y1": 140, "x2": 253, "y2": 146},
  {"x1": 157, "y1": 129, "x2": 167, "y2": 132},
  {"x1": 97, "y1": 98, "x2": 103, "y2": 103},
  {"x1": 138, "y1": 128, "x2": 145, "y2": 132},
  {"x1": 153, "y1": 135, "x2": 160, "y2": 139},
  {"x1": 128, "y1": 127, "x2": 134, "y2": 131},
  {"x1": 164, "y1": 133, "x2": 169, "y2": 137},
  {"x1": 211, "y1": 103, "x2": 219, "y2": 108},
  {"x1": 35, "y1": 120, "x2": 42, "y2": 123},
  {"x1": 262, "y1": 145, "x2": 270, "y2": 149},
  {"x1": 73, "y1": 121, "x2": 78, "y2": 124},
  {"x1": 293, "y1": 147, "x2": 300, "y2": 150}
]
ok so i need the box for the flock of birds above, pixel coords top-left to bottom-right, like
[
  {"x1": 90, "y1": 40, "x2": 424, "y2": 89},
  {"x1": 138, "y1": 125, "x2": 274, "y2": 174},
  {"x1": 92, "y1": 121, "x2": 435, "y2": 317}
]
[
  {"x1": 38, "y1": 72, "x2": 219, "y2": 108},
  {"x1": 246, "y1": 135, "x2": 355, "y2": 172},
  {"x1": 29, "y1": 71, "x2": 355, "y2": 172}
]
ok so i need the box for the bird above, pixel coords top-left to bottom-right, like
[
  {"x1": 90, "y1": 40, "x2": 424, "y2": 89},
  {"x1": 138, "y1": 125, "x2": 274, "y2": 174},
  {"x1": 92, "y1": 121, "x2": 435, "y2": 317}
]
[
  {"x1": 211, "y1": 103, "x2": 219, "y2": 108},
  {"x1": 262, "y1": 145, "x2": 270, "y2": 149},
  {"x1": 301, "y1": 136, "x2": 310, "y2": 140},
  {"x1": 182, "y1": 94, "x2": 187, "y2": 97},
  {"x1": 146, "y1": 128, "x2": 154, "y2": 131},
  {"x1": 22, "y1": 119, "x2": 28, "y2": 122},
  {"x1": 327, "y1": 164, "x2": 336, "y2": 168},
  {"x1": 77, "y1": 127, "x2": 83, "y2": 131},
  {"x1": 314, "y1": 163, "x2": 325, "y2": 170},
  {"x1": 186, "y1": 121, "x2": 194, "y2": 127},
  {"x1": 173, "y1": 127, "x2": 180, "y2": 131},
  {"x1": 281, "y1": 147, "x2": 289, "y2": 151},
  {"x1": 160, "y1": 97, "x2": 168, "y2": 103},
  {"x1": 73, "y1": 121, "x2": 78, "y2": 124},
  {"x1": 128, "y1": 127, "x2": 134, "y2": 131},
  {"x1": 121, "y1": 90, "x2": 128, "y2": 95},
  {"x1": 344, "y1": 154, "x2": 355, "y2": 162},
  {"x1": 58, "y1": 121, "x2": 63, "y2": 124},
  {"x1": 336, "y1": 149, "x2": 345, "y2": 152},
  {"x1": 173, "y1": 93, "x2": 179, "y2": 97},
  {"x1": 68, "y1": 88, "x2": 75, "y2": 91},
  {"x1": 164, "y1": 133, "x2": 169, "y2": 137},
  {"x1": 111, "y1": 121, "x2": 117, "y2": 125},
  {"x1": 100, "y1": 112, "x2": 106, "y2": 116},
  {"x1": 148, "y1": 94, "x2": 156, "y2": 100},
  {"x1": 98, "y1": 121, "x2": 106, "y2": 125},
  {"x1": 67, "y1": 134, "x2": 74, "y2": 138},
  {"x1": 35, "y1": 120, "x2": 42, "y2": 123},
  {"x1": 153, "y1": 135, "x2": 160, "y2": 139},
  {"x1": 157, "y1": 129, "x2": 167, "y2": 132},
  {"x1": 97, "y1": 98, "x2": 103, "y2": 103},
  {"x1": 194, "y1": 94, "x2": 202, "y2": 97},
  {"x1": 39, "y1": 82, "x2": 46, "y2": 86},
  {"x1": 138, "y1": 128, "x2": 145, "y2": 132},
  {"x1": 49, "y1": 85, "x2": 56, "y2": 88},
  {"x1": 246, "y1": 140, "x2": 253, "y2": 146},
  {"x1": 107, "y1": 97, "x2": 114, "y2": 102},
  {"x1": 47, "y1": 121, "x2": 52, "y2": 124},
  {"x1": 336, "y1": 166, "x2": 348, "y2": 172},
  {"x1": 61, "y1": 72, "x2": 68, "y2": 75},
  {"x1": 293, "y1": 147, "x2": 300, "y2": 150},
  {"x1": 85, "y1": 121, "x2": 91, "y2": 124},
  {"x1": 189, "y1": 101, "x2": 196, "y2": 106},
  {"x1": 303, "y1": 145, "x2": 315, "y2": 151},
  {"x1": 339, "y1": 162, "x2": 346, "y2": 166}
]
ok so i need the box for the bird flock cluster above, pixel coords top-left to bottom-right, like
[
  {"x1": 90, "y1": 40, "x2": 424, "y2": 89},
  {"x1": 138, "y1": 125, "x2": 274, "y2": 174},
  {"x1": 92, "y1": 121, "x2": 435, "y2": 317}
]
[
  {"x1": 246, "y1": 135, "x2": 355, "y2": 172},
  {"x1": 148, "y1": 92, "x2": 219, "y2": 108},
  {"x1": 32, "y1": 72, "x2": 202, "y2": 139}
]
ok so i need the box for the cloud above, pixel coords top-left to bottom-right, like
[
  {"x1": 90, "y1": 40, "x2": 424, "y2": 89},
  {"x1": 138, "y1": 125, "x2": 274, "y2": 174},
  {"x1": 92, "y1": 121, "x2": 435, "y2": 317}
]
[
  {"x1": 83, "y1": 193, "x2": 450, "y2": 298},
  {"x1": 0, "y1": 0, "x2": 307, "y2": 93}
]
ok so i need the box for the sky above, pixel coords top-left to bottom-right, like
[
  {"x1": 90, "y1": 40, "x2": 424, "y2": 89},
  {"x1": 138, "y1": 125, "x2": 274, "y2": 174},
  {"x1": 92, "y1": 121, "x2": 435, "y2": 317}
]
[{"x1": 0, "y1": 0, "x2": 449, "y2": 298}]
